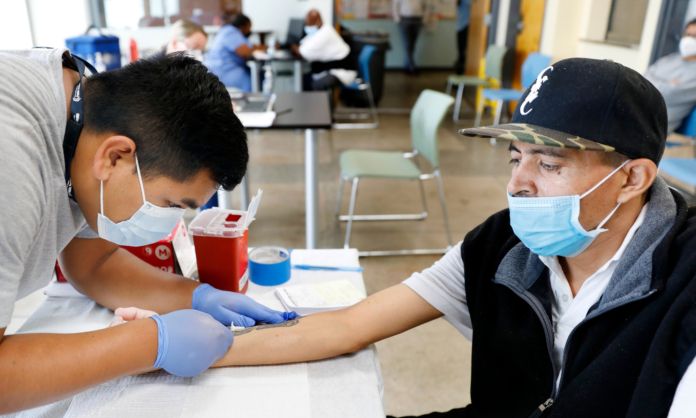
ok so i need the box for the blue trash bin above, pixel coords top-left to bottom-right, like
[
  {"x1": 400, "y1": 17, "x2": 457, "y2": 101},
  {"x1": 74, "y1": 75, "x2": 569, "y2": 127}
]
[{"x1": 65, "y1": 26, "x2": 121, "y2": 71}]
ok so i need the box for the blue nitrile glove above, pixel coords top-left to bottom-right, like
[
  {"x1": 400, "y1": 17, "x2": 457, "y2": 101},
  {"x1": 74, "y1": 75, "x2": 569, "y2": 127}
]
[
  {"x1": 192, "y1": 283, "x2": 298, "y2": 327},
  {"x1": 150, "y1": 309, "x2": 233, "y2": 377}
]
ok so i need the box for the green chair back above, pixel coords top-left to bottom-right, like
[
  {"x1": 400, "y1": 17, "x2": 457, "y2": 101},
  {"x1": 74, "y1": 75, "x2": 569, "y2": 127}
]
[
  {"x1": 484, "y1": 45, "x2": 508, "y2": 81},
  {"x1": 410, "y1": 89, "x2": 455, "y2": 169}
]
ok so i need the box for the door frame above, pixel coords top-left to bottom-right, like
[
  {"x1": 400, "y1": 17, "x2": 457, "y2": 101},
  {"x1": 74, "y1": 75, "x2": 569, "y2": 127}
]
[{"x1": 651, "y1": 0, "x2": 691, "y2": 63}]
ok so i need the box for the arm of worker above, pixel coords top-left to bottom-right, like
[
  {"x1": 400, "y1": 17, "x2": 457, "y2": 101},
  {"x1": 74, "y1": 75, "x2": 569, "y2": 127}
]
[
  {"x1": 60, "y1": 236, "x2": 292, "y2": 326},
  {"x1": 214, "y1": 242, "x2": 469, "y2": 366},
  {"x1": 234, "y1": 43, "x2": 267, "y2": 59},
  {"x1": 60, "y1": 236, "x2": 197, "y2": 314},
  {"x1": 0, "y1": 320, "x2": 157, "y2": 413},
  {"x1": 0, "y1": 307, "x2": 234, "y2": 414}
]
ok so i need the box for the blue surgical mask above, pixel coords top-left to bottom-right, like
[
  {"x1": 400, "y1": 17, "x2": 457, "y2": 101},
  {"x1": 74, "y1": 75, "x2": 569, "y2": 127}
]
[
  {"x1": 97, "y1": 155, "x2": 185, "y2": 246},
  {"x1": 507, "y1": 160, "x2": 629, "y2": 257},
  {"x1": 304, "y1": 25, "x2": 319, "y2": 36}
]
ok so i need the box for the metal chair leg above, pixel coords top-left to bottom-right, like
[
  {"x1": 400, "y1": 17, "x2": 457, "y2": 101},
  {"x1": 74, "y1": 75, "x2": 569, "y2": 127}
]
[
  {"x1": 493, "y1": 100, "x2": 504, "y2": 125},
  {"x1": 344, "y1": 178, "x2": 360, "y2": 249},
  {"x1": 445, "y1": 80, "x2": 453, "y2": 95},
  {"x1": 332, "y1": 84, "x2": 379, "y2": 129},
  {"x1": 474, "y1": 96, "x2": 485, "y2": 127},
  {"x1": 366, "y1": 85, "x2": 379, "y2": 127},
  {"x1": 434, "y1": 170, "x2": 453, "y2": 247},
  {"x1": 336, "y1": 176, "x2": 346, "y2": 216},
  {"x1": 418, "y1": 177, "x2": 429, "y2": 214},
  {"x1": 453, "y1": 83, "x2": 465, "y2": 122}
]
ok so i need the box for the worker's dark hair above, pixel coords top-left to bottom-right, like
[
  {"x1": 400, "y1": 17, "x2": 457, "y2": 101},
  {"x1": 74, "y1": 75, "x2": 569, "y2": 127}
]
[
  {"x1": 685, "y1": 18, "x2": 696, "y2": 31},
  {"x1": 83, "y1": 53, "x2": 247, "y2": 191},
  {"x1": 230, "y1": 13, "x2": 251, "y2": 29}
]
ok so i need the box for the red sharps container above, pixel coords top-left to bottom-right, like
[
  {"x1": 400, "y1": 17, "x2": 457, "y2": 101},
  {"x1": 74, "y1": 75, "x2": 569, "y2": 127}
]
[{"x1": 189, "y1": 208, "x2": 249, "y2": 293}]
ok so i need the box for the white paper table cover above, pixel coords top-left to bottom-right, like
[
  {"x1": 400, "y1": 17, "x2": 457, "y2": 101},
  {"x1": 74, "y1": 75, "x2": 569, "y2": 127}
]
[{"x1": 3, "y1": 249, "x2": 383, "y2": 418}]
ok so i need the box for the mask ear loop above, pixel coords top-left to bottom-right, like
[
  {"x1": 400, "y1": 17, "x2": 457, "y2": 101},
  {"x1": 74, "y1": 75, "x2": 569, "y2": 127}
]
[
  {"x1": 100, "y1": 180, "x2": 105, "y2": 216},
  {"x1": 583, "y1": 159, "x2": 631, "y2": 231},
  {"x1": 134, "y1": 154, "x2": 147, "y2": 204},
  {"x1": 595, "y1": 201, "x2": 622, "y2": 231},
  {"x1": 580, "y1": 159, "x2": 631, "y2": 199}
]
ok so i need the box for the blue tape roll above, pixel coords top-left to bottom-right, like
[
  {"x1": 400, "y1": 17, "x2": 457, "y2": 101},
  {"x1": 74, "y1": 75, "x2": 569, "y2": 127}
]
[{"x1": 249, "y1": 246, "x2": 291, "y2": 286}]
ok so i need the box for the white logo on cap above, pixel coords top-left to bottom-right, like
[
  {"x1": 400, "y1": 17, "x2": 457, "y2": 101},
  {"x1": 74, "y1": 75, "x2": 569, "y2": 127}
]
[{"x1": 520, "y1": 65, "x2": 554, "y2": 116}]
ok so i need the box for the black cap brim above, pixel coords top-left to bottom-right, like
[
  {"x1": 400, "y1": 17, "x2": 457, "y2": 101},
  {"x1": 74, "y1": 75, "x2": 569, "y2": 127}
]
[{"x1": 458, "y1": 123, "x2": 616, "y2": 153}]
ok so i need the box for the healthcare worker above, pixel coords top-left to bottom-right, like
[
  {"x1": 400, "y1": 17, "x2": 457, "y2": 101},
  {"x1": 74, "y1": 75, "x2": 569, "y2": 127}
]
[
  {"x1": 0, "y1": 50, "x2": 294, "y2": 414},
  {"x1": 205, "y1": 13, "x2": 265, "y2": 92}
]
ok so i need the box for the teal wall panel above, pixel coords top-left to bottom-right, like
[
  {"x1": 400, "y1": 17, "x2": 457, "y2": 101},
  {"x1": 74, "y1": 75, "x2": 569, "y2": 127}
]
[{"x1": 341, "y1": 19, "x2": 458, "y2": 69}]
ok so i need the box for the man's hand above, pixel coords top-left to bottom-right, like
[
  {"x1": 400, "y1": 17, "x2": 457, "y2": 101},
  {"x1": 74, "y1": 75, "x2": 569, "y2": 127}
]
[
  {"x1": 192, "y1": 284, "x2": 297, "y2": 327},
  {"x1": 151, "y1": 310, "x2": 233, "y2": 377}
]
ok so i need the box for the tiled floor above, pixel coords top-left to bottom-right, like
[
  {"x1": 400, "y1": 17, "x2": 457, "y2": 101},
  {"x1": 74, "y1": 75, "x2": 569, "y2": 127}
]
[{"x1": 6, "y1": 70, "x2": 511, "y2": 416}]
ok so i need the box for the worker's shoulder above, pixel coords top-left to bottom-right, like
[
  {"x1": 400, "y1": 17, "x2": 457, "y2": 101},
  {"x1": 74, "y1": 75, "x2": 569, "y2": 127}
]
[
  {"x1": 0, "y1": 50, "x2": 64, "y2": 123},
  {"x1": 0, "y1": 49, "x2": 63, "y2": 97}
]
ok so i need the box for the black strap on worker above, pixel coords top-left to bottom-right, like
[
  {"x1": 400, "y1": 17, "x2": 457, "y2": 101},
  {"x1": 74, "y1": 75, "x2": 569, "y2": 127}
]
[{"x1": 62, "y1": 51, "x2": 98, "y2": 199}]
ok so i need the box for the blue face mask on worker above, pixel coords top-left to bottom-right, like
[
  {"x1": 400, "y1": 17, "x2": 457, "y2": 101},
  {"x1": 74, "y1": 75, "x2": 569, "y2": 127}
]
[
  {"x1": 304, "y1": 25, "x2": 319, "y2": 36},
  {"x1": 507, "y1": 160, "x2": 629, "y2": 257},
  {"x1": 97, "y1": 155, "x2": 185, "y2": 246}
]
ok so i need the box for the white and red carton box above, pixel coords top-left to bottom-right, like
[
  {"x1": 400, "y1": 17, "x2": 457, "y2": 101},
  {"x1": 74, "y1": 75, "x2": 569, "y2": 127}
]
[{"x1": 56, "y1": 221, "x2": 196, "y2": 282}]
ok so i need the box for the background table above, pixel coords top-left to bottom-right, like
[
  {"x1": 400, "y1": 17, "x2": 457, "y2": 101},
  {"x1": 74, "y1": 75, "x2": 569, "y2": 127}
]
[
  {"x1": 4, "y1": 249, "x2": 383, "y2": 418},
  {"x1": 221, "y1": 92, "x2": 332, "y2": 249}
]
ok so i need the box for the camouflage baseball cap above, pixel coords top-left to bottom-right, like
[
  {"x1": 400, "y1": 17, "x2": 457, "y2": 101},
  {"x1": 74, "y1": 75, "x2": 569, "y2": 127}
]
[{"x1": 458, "y1": 58, "x2": 668, "y2": 163}]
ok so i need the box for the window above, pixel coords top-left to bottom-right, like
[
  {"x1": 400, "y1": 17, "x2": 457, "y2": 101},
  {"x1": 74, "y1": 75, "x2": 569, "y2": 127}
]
[
  {"x1": 101, "y1": 0, "x2": 238, "y2": 29},
  {"x1": 605, "y1": 0, "x2": 649, "y2": 46}
]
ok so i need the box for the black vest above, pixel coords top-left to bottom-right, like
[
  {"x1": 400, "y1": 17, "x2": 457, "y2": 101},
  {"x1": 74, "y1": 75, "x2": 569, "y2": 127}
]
[{"x1": 460, "y1": 190, "x2": 696, "y2": 418}]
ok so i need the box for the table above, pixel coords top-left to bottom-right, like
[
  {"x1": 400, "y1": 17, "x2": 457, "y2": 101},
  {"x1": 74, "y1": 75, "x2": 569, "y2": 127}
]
[
  {"x1": 6, "y1": 249, "x2": 384, "y2": 418},
  {"x1": 221, "y1": 92, "x2": 332, "y2": 249}
]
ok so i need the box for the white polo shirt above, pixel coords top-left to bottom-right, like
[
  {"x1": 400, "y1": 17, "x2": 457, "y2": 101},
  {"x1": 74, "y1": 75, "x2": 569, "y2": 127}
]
[{"x1": 540, "y1": 204, "x2": 647, "y2": 375}]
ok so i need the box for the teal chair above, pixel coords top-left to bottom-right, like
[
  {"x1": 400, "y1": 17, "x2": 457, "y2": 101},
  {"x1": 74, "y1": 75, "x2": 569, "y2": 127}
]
[
  {"x1": 659, "y1": 107, "x2": 696, "y2": 192},
  {"x1": 446, "y1": 45, "x2": 508, "y2": 122},
  {"x1": 475, "y1": 53, "x2": 551, "y2": 127},
  {"x1": 337, "y1": 89, "x2": 455, "y2": 256}
]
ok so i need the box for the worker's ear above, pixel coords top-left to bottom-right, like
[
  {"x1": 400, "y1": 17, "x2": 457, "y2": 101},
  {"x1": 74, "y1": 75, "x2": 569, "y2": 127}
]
[{"x1": 92, "y1": 135, "x2": 136, "y2": 182}]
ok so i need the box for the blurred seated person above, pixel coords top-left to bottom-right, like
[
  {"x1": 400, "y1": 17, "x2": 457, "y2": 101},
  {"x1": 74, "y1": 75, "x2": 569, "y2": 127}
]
[
  {"x1": 645, "y1": 18, "x2": 696, "y2": 133},
  {"x1": 205, "y1": 14, "x2": 266, "y2": 92},
  {"x1": 290, "y1": 9, "x2": 358, "y2": 91},
  {"x1": 150, "y1": 19, "x2": 208, "y2": 60}
]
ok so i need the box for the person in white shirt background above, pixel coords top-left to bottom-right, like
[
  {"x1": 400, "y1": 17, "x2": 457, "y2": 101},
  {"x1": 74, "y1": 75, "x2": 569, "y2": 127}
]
[
  {"x1": 645, "y1": 18, "x2": 696, "y2": 133},
  {"x1": 289, "y1": 9, "x2": 356, "y2": 91}
]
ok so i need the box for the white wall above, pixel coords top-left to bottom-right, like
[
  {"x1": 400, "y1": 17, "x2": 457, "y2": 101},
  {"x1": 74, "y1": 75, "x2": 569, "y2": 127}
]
[
  {"x1": 241, "y1": 0, "x2": 333, "y2": 42},
  {"x1": 540, "y1": 0, "x2": 664, "y2": 73},
  {"x1": 28, "y1": 0, "x2": 91, "y2": 48},
  {"x1": 0, "y1": 0, "x2": 34, "y2": 49}
]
